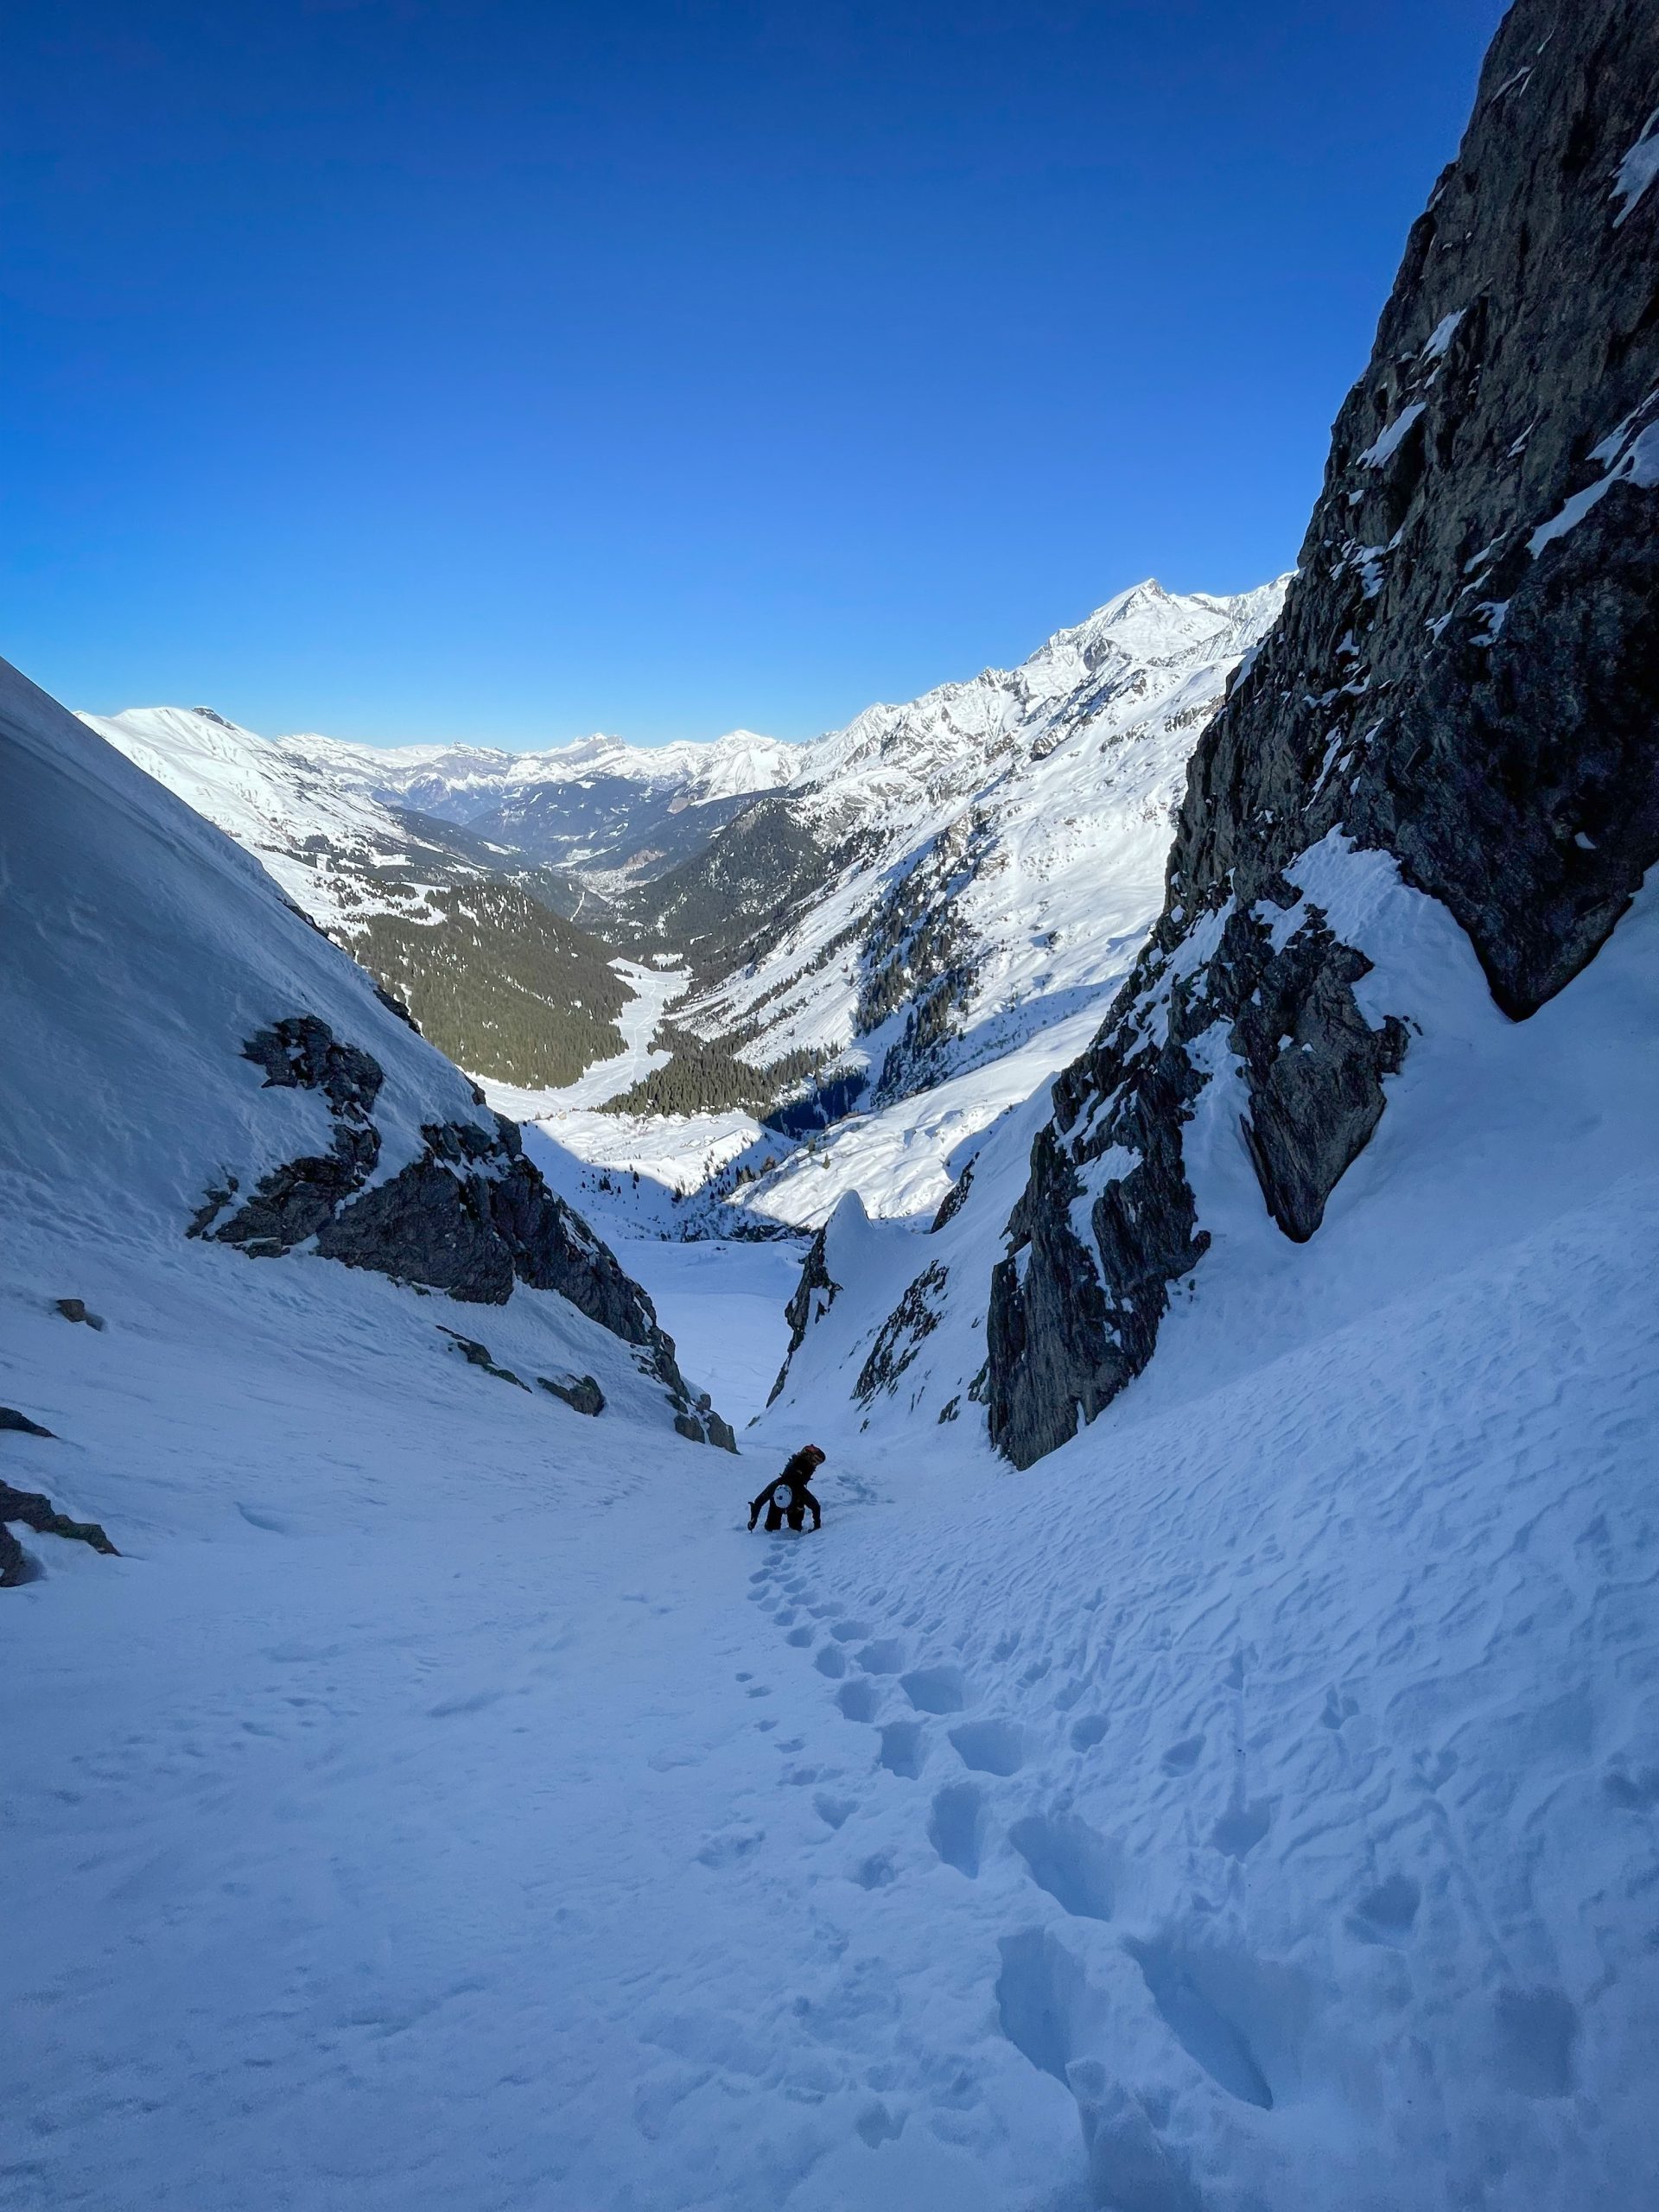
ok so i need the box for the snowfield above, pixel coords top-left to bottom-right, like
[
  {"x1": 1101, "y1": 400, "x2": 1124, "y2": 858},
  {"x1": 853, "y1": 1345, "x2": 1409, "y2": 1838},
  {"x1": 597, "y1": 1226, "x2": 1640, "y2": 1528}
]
[{"x1": 7, "y1": 638, "x2": 1658, "y2": 2208}]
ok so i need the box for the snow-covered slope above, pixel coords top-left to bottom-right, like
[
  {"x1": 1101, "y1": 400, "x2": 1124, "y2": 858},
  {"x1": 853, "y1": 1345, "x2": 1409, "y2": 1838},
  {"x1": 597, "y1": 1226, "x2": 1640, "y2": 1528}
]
[
  {"x1": 7, "y1": 657, "x2": 732, "y2": 1448},
  {"x1": 79, "y1": 702, "x2": 479, "y2": 934},
  {"x1": 14, "y1": 700, "x2": 1652, "y2": 2212},
  {"x1": 80, "y1": 703, "x2": 637, "y2": 1090},
  {"x1": 741, "y1": 867, "x2": 1659, "y2": 2210}
]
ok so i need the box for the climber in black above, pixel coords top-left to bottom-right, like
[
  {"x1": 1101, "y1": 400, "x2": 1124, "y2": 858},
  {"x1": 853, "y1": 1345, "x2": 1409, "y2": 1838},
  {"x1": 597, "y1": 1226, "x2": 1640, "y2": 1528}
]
[{"x1": 747, "y1": 1446, "x2": 826, "y2": 1534}]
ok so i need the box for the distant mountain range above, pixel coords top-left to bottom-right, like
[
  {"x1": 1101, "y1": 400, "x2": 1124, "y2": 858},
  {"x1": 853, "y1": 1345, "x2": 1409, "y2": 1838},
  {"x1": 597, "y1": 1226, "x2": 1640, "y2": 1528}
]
[
  {"x1": 285, "y1": 725, "x2": 799, "y2": 887},
  {"x1": 83, "y1": 579, "x2": 1283, "y2": 1133}
]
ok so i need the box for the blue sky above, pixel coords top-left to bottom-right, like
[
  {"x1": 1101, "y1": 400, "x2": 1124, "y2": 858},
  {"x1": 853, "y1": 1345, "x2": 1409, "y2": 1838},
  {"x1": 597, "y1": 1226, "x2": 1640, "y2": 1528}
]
[{"x1": 3, "y1": 1, "x2": 1506, "y2": 747}]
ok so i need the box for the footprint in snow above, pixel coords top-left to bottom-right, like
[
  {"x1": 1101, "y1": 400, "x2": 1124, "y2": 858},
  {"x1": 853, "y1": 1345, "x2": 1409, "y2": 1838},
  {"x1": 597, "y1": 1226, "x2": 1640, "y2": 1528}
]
[
  {"x1": 855, "y1": 2099, "x2": 906, "y2": 2148},
  {"x1": 1124, "y1": 1935, "x2": 1278, "y2": 2110},
  {"x1": 1491, "y1": 1985, "x2": 1579, "y2": 2099},
  {"x1": 696, "y1": 1825, "x2": 766, "y2": 1869},
  {"x1": 235, "y1": 1503, "x2": 292, "y2": 1534},
  {"x1": 1604, "y1": 1762, "x2": 1659, "y2": 1809},
  {"x1": 427, "y1": 1688, "x2": 507, "y2": 1719},
  {"x1": 879, "y1": 1721, "x2": 927, "y2": 1779},
  {"x1": 1160, "y1": 1732, "x2": 1205, "y2": 1775},
  {"x1": 995, "y1": 1928, "x2": 1099, "y2": 2084},
  {"x1": 1210, "y1": 1795, "x2": 1274, "y2": 1861},
  {"x1": 1007, "y1": 1810, "x2": 1117, "y2": 1921},
  {"x1": 949, "y1": 1719, "x2": 1027, "y2": 1777},
  {"x1": 1345, "y1": 1872, "x2": 1420, "y2": 1946},
  {"x1": 900, "y1": 1664, "x2": 967, "y2": 1715},
  {"x1": 836, "y1": 1680, "x2": 880, "y2": 1723},
  {"x1": 928, "y1": 1783, "x2": 986, "y2": 1878}
]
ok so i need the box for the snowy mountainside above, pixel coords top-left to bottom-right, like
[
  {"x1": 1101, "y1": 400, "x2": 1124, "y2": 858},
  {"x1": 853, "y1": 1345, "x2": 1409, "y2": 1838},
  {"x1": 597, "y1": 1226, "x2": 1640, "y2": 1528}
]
[
  {"x1": 79, "y1": 702, "x2": 479, "y2": 934},
  {"x1": 741, "y1": 874, "x2": 1659, "y2": 2209},
  {"x1": 683, "y1": 578, "x2": 1285, "y2": 1095},
  {"x1": 594, "y1": 578, "x2": 1285, "y2": 1232},
  {"x1": 8, "y1": 657, "x2": 734, "y2": 1452},
  {"x1": 82, "y1": 703, "x2": 635, "y2": 1091}
]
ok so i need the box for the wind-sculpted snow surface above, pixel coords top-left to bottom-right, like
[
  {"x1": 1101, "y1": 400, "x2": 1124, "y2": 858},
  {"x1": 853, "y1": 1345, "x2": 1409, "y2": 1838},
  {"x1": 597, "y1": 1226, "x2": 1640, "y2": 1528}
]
[{"x1": 987, "y1": 0, "x2": 1659, "y2": 1464}]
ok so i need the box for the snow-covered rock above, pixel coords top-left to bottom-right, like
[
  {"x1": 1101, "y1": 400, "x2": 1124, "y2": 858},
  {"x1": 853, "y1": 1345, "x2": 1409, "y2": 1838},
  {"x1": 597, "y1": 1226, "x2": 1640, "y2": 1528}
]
[{"x1": 981, "y1": 0, "x2": 1659, "y2": 1467}]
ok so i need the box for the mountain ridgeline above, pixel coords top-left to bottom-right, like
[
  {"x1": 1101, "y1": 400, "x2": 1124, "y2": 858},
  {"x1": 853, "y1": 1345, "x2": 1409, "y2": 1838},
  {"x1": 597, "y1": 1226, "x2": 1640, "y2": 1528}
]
[
  {"x1": 89, "y1": 584, "x2": 1287, "y2": 1146},
  {"x1": 983, "y1": 0, "x2": 1659, "y2": 1465}
]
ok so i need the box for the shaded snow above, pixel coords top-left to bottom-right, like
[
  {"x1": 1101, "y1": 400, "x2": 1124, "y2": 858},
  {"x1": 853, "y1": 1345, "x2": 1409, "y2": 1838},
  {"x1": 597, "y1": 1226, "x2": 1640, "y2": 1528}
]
[
  {"x1": 1529, "y1": 412, "x2": 1659, "y2": 555},
  {"x1": 1611, "y1": 107, "x2": 1659, "y2": 226}
]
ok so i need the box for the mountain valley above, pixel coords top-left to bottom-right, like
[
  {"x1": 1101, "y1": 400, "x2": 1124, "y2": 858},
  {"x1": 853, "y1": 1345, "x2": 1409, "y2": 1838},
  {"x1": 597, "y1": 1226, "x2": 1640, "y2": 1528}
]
[{"x1": 9, "y1": 5, "x2": 1659, "y2": 2208}]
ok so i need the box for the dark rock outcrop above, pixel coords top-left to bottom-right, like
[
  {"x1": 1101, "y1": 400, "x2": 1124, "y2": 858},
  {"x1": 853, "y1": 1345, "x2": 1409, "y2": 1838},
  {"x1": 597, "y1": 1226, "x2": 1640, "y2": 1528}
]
[
  {"x1": 538, "y1": 1373, "x2": 605, "y2": 1417},
  {"x1": 1174, "y1": 1, "x2": 1659, "y2": 1020},
  {"x1": 1229, "y1": 911, "x2": 1410, "y2": 1243},
  {"x1": 929, "y1": 1154, "x2": 976, "y2": 1233},
  {"x1": 242, "y1": 1016, "x2": 385, "y2": 1116},
  {"x1": 203, "y1": 1018, "x2": 385, "y2": 1252},
  {"x1": 855, "y1": 1262, "x2": 948, "y2": 1404},
  {"x1": 767, "y1": 1218, "x2": 841, "y2": 1405},
  {"x1": 319, "y1": 1153, "x2": 515, "y2": 1300},
  {"x1": 704, "y1": 1410, "x2": 738, "y2": 1453},
  {"x1": 438, "y1": 1326, "x2": 530, "y2": 1389},
  {"x1": 191, "y1": 1014, "x2": 734, "y2": 1441},
  {"x1": 54, "y1": 1298, "x2": 105, "y2": 1330},
  {"x1": 2, "y1": 1407, "x2": 56, "y2": 1437},
  {"x1": 988, "y1": 0, "x2": 1659, "y2": 1466},
  {"x1": 2, "y1": 1480, "x2": 118, "y2": 1586}
]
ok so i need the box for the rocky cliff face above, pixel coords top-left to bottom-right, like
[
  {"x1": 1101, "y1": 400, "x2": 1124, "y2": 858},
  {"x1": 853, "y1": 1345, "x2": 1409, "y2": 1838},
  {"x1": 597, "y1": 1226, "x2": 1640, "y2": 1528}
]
[
  {"x1": 188, "y1": 1013, "x2": 735, "y2": 1446},
  {"x1": 988, "y1": 0, "x2": 1659, "y2": 1467}
]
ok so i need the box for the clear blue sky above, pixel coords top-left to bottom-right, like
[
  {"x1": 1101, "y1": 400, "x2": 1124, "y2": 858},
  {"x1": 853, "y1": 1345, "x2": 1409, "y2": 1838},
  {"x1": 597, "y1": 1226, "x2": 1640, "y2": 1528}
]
[{"x1": 3, "y1": 1, "x2": 1506, "y2": 747}]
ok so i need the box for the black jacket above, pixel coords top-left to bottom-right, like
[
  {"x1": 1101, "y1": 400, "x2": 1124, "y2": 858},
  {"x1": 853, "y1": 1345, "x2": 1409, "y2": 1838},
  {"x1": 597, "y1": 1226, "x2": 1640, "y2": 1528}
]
[{"x1": 747, "y1": 1456, "x2": 823, "y2": 1532}]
